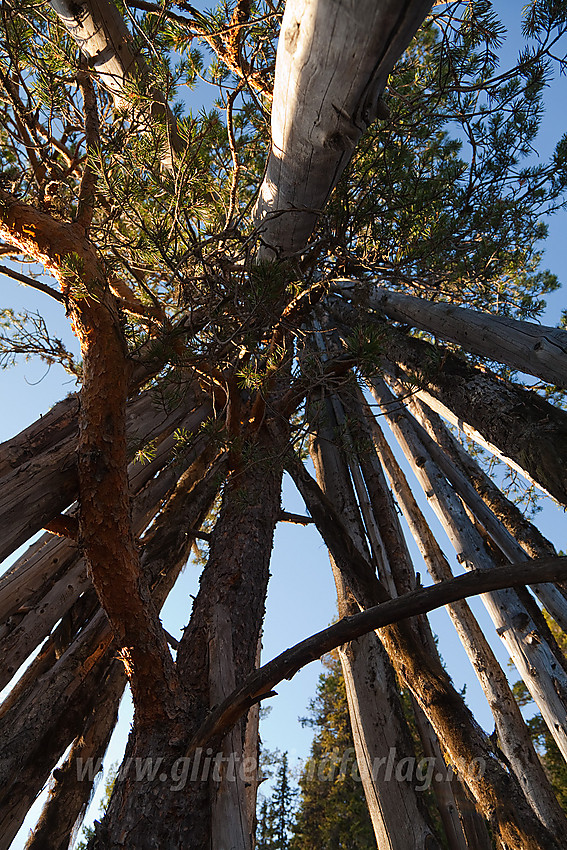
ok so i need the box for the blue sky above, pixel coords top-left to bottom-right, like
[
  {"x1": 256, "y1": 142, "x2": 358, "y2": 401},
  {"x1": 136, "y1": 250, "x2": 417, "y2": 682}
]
[{"x1": 2, "y1": 0, "x2": 567, "y2": 843}]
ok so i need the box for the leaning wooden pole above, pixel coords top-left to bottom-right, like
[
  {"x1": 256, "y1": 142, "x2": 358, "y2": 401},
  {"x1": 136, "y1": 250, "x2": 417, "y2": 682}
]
[
  {"x1": 309, "y1": 388, "x2": 441, "y2": 849},
  {"x1": 254, "y1": 0, "x2": 433, "y2": 256},
  {"x1": 288, "y1": 457, "x2": 563, "y2": 850},
  {"x1": 361, "y1": 398, "x2": 567, "y2": 834},
  {"x1": 370, "y1": 376, "x2": 567, "y2": 762}
]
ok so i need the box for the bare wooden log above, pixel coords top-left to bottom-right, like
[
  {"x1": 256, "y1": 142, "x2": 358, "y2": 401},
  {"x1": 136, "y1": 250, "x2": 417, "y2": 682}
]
[
  {"x1": 403, "y1": 393, "x2": 567, "y2": 630},
  {"x1": 338, "y1": 280, "x2": 567, "y2": 388},
  {"x1": 370, "y1": 376, "x2": 567, "y2": 762},
  {"x1": 187, "y1": 464, "x2": 567, "y2": 850},
  {"x1": 339, "y1": 386, "x2": 477, "y2": 849},
  {"x1": 0, "y1": 433, "x2": 212, "y2": 689},
  {"x1": 0, "y1": 610, "x2": 114, "y2": 850},
  {"x1": 287, "y1": 459, "x2": 566, "y2": 850},
  {"x1": 0, "y1": 389, "x2": 210, "y2": 566},
  {"x1": 330, "y1": 297, "x2": 567, "y2": 504},
  {"x1": 362, "y1": 406, "x2": 567, "y2": 834},
  {"x1": 309, "y1": 391, "x2": 440, "y2": 848},
  {"x1": 410, "y1": 396, "x2": 557, "y2": 560},
  {"x1": 0, "y1": 393, "x2": 79, "y2": 479},
  {"x1": 0, "y1": 460, "x2": 223, "y2": 846},
  {"x1": 50, "y1": 0, "x2": 182, "y2": 168},
  {"x1": 24, "y1": 663, "x2": 126, "y2": 850},
  {"x1": 253, "y1": 0, "x2": 432, "y2": 257},
  {"x1": 0, "y1": 416, "x2": 209, "y2": 630}
]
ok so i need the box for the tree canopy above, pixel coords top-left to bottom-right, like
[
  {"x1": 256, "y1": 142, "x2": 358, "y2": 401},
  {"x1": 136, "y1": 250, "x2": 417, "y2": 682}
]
[{"x1": 2, "y1": 1, "x2": 567, "y2": 848}]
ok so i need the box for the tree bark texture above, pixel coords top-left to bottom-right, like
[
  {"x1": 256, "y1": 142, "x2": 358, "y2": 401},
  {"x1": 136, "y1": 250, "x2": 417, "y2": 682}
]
[
  {"x1": 0, "y1": 459, "x2": 222, "y2": 848},
  {"x1": 340, "y1": 280, "x2": 567, "y2": 388},
  {"x1": 254, "y1": 0, "x2": 433, "y2": 257},
  {"x1": 93, "y1": 426, "x2": 285, "y2": 849}
]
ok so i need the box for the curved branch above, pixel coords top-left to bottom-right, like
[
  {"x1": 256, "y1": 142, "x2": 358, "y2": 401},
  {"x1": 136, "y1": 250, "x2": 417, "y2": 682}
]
[{"x1": 186, "y1": 555, "x2": 567, "y2": 755}]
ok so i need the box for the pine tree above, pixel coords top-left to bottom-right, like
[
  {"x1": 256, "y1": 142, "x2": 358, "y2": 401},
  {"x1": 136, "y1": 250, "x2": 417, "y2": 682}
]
[
  {"x1": 257, "y1": 752, "x2": 297, "y2": 850},
  {"x1": 1, "y1": 2, "x2": 567, "y2": 848}
]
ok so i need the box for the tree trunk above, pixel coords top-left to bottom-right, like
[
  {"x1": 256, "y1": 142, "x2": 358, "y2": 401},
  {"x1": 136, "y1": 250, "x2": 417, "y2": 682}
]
[
  {"x1": 254, "y1": 0, "x2": 432, "y2": 257},
  {"x1": 309, "y1": 398, "x2": 441, "y2": 848},
  {"x1": 1, "y1": 460, "x2": 222, "y2": 847},
  {"x1": 94, "y1": 423, "x2": 286, "y2": 849},
  {"x1": 370, "y1": 377, "x2": 567, "y2": 763},
  {"x1": 341, "y1": 281, "x2": 567, "y2": 388},
  {"x1": 343, "y1": 385, "x2": 492, "y2": 849},
  {"x1": 288, "y1": 456, "x2": 564, "y2": 850},
  {"x1": 330, "y1": 297, "x2": 567, "y2": 504},
  {"x1": 365, "y1": 408, "x2": 567, "y2": 833}
]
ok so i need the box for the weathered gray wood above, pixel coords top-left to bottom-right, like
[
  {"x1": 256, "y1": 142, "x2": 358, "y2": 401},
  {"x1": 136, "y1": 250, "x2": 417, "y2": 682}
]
[
  {"x1": 330, "y1": 296, "x2": 567, "y2": 504},
  {"x1": 0, "y1": 432, "x2": 209, "y2": 689},
  {"x1": 24, "y1": 663, "x2": 126, "y2": 850},
  {"x1": 222, "y1": 458, "x2": 566, "y2": 848},
  {"x1": 371, "y1": 377, "x2": 567, "y2": 762},
  {"x1": 0, "y1": 391, "x2": 210, "y2": 564},
  {"x1": 365, "y1": 407, "x2": 567, "y2": 834},
  {"x1": 50, "y1": 0, "x2": 182, "y2": 166},
  {"x1": 0, "y1": 461, "x2": 223, "y2": 846},
  {"x1": 342, "y1": 389, "x2": 474, "y2": 850},
  {"x1": 404, "y1": 393, "x2": 567, "y2": 631},
  {"x1": 309, "y1": 392, "x2": 440, "y2": 849},
  {"x1": 410, "y1": 396, "x2": 557, "y2": 560},
  {"x1": 339, "y1": 280, "x2": 567, "y2": 388},
  {"x1": 254, "y1": 0, "x2": 433, "y2": 257},
  {"x1": 0, "y1": 393, "x2": 79, "y2": 479}
]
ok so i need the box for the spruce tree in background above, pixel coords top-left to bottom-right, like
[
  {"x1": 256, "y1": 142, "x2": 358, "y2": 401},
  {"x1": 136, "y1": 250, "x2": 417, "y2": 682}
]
[
  {"x1": 291, "y1": 655, "x2": 375, "y2": 850},
  {"x1": 257, "y1": 752, "x2": 297, "y2": 850}
]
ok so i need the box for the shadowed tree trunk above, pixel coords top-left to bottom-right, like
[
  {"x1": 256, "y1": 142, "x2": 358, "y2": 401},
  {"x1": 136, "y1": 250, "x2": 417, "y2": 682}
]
[
  {"x1": 2, "y1": 1, "x2": 567, "y2": 847},
  {"x1": 309, "y1": 388, "x2": 441, "y2": 848}
]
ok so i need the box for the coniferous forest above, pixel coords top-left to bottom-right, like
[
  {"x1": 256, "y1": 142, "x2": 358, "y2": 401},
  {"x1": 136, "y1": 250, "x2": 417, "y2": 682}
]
[{"x1": 1, "y1": 1, "x2": 567, "y2": 848}]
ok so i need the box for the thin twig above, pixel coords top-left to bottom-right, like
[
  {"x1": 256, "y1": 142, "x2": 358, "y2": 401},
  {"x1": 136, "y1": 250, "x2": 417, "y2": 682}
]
[
  {"x1": 225, "y1": 83, "x2": 244, "y2": 227},
  {"x1": 0, "y1": 263, "x2": 64, "y2": 302}
]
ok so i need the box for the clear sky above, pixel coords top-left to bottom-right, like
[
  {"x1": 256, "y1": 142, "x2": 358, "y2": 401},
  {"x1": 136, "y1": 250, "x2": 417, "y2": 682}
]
[{"x1": 2, "y1": 1, "x2": 567, "y2": 843}]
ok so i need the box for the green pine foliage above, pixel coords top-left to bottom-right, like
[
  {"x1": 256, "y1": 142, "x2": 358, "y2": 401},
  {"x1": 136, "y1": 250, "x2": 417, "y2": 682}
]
[
  {"x1": 257, "y1": 752, "x2": 297, "y2": 850},
  {"x1": 290, "y1": 654, "x2": 376, "y2": 850}
]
